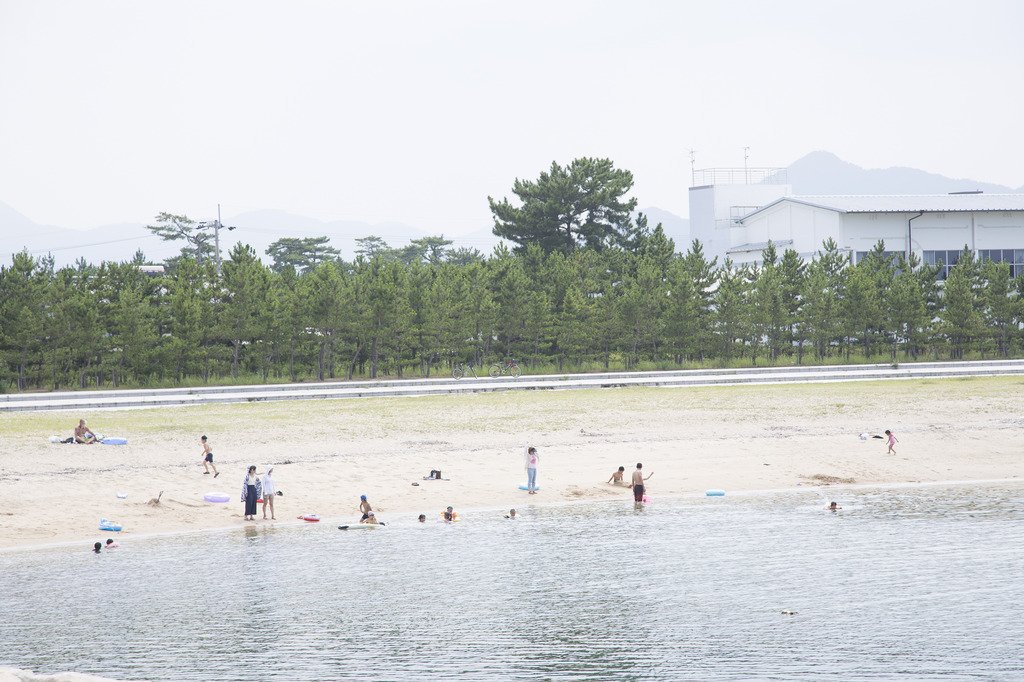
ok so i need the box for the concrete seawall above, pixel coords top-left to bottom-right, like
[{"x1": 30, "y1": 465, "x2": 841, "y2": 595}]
[{"x1": 2, "y1": 359, "x2": 1022, "y2": 413}]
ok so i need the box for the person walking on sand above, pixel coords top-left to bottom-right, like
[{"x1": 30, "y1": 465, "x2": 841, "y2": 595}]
[
  {"x1": 885, "y1": 429, "x2": 899, "y2": 455},
  {"x1": 525, "y1": 446, "x2": 539, "y2": 494},
  {"x1": 75, "y1": 419, "x2": 97, "y2": 444},
  {"x1": 200, "y1": 435, "x2": 219, "y2": 477},
  {"x1": 261, "y1": 466, "x2": 276, "y2": 520},
  {"x1": 241, "y1": 465, "x2": 262, "y2": 521},
  {"x1": 632, "y1": 462, "x2": 653, "y2": 509}
]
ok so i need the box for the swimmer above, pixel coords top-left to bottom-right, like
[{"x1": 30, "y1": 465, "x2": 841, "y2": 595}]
[
  {"x1": 358, "y1": 495, "x2": 373, "y2": 521},
  {"x1": 418, "y1": 514, "x2": 427, "y2": 523},
  {"x1": 93, "y1": 542, "x2": 102, "y2": 554},
  {"x1": 608, "y1": 466, "x2": 626, "y2": 485},
  {"x1": 827, "y1": 501, "x2": 842, "y2": 511},
  {"x1": 505, "y1": 508, "x2": 517, "y2": 519},
  {"x1": 105, "y1": 539, "x2": 119, "y2": 549},
  {"x1": 442, "y1": 506, "x2": 457, "y2": 522},
  {"x1": 363, "y1": 511, "x2": 380, "y2": 525}
]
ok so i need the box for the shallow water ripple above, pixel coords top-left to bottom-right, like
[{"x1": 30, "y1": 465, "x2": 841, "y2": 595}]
[{"x1": 1, "y1": 485, "x2": 1023, "y2": 680}]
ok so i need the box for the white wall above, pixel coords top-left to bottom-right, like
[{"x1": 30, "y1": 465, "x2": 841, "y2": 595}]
[
  {"x1": 688, "y1": 183, "x2": 791, "y2": 263},
  {"x1": 975, "y1": 212, "x2": 1024, "y2": 251},
  {"x1": 731, "y1": 202, "x2": 841, "y2": 262},
  {"x1": 842, "y1": 213, "x2": 914, "y2": 254}
]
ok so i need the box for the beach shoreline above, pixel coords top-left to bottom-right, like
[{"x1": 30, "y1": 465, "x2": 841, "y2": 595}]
[
  {"x1": 2, "y1": 376, "x2": 1022, "y2": 551},
  {"x1": 3, "y1": 476, "x2": 1022, "y2": 555}
]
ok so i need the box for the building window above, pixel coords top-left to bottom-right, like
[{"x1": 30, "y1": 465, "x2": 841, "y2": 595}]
[
  {"x1": 978, "y1": 249, "x2": 1024, "y2": 278},
  {"x1": 922, "y1": 250, "x2": 962, "y2": 280}
]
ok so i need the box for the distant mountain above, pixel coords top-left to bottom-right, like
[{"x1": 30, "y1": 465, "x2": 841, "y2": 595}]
[
  {"x1": 0, "y1": 202, "x2": 443, "y2": 267},
  {"x1": 785, "y1": 151, "x2": 1023, "y2": 196},
  {"x1": 639, "y1": 206, "x2": 690, "y2": 249}
]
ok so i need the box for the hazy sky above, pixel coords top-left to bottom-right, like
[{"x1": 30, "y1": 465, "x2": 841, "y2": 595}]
[{"x1": 1, "y1": 0, "x2": 1022, "y2": 235}]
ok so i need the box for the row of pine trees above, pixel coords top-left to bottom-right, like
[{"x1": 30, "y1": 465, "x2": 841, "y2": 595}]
[{"x1": 1, "y1": 229, "x2": 1022, "y2": 392}]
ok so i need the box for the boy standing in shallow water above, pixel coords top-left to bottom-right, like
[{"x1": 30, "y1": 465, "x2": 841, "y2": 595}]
[
  {"x1": 632, "y1": 462, "x2": 653, "y2": 508},
  {"x1": 885, "y1": 430, "x2": 899, "y2": 455}
]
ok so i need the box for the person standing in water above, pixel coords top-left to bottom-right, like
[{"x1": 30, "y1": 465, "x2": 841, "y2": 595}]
[
  {"x1": 200, "y1": 435, "x2": 219, "y2": 477},
  {"x1": 885, "y1": 430, "x2": 899, "y2": 455},
  {"x1": 261, "y1": 466, "x2": 276, "y2": 520},
  {"x1": 632, "y1": 462, "x2": 653, "y2": 508},
  {"x1": 525, "y1": 447, "x2": 539, "y2": 494},
  {"x1": 241, "y1": 465, "x2": 262, "y2": 521}
]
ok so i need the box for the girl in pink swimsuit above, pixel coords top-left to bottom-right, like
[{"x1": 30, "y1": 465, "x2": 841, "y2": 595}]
[{"x1": 885, "y1": 430, "x2": 898, "y2": 455}]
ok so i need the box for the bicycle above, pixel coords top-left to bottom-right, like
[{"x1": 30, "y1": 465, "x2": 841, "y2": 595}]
[
  {"x1": 489, "y1": 357, "x2": 522, "y2": 379},
  {"x1": 451, "y1": 360, "x2": 479, "y2": 380}
]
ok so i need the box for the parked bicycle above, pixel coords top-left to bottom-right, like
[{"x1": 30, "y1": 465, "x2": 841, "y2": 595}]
[
  {"x1": 489, "y1": 357, "x2": 522, "y2": 379},
  {"x1": 452, "y1": 360, "x2": 479, "y2": 380}
]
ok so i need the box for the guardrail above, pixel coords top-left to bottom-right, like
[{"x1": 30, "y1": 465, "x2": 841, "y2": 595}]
[{"x1": 2, "y1": 359, "x2": 1023, "y2": 413}]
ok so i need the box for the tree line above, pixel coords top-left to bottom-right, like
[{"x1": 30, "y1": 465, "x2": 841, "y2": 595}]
[
  {"x1": 2, "y1": 234, "x2": 1022, "y2": 391},
  {"x1": 1, "y1": 157, "x2": 1022, "y2": 391}
]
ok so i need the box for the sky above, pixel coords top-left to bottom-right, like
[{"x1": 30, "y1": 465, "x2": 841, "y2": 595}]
[{"x1": 1, "y1": 0, "x2": 1023, "y2": 236}]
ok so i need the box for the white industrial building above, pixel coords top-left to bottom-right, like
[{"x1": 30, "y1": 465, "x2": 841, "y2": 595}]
[{"x1": 688, "y1": 168, "x2": 1024, "y2": 278}]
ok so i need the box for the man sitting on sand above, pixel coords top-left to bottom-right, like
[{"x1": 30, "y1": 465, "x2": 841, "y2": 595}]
[
  {"x1": 74, "y1": 419, "x2": 97, "y2": 444},
  {"x1": 608, "y1": 466, "x2": 627, "y2": 485}
]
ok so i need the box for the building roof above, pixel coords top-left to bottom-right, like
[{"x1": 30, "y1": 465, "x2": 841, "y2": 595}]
[
  {"x1": 739, "y1": 193, "x2": 1024, "y2": 222},
  {"x1": 726, "y1": 239, "x2": 794, "y2": 254}
]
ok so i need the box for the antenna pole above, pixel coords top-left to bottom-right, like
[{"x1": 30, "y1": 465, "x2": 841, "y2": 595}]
[
  {"x1": 743, "y1": 147, "x2": 750, "y2": 184},
  {"x1": 688, "y1": 149, "x2": 696, "y2": 186}
]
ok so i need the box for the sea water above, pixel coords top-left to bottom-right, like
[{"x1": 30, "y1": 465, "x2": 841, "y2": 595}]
[{"x1": 1, "y1": 484, "x2": 1023, "y2": 681}]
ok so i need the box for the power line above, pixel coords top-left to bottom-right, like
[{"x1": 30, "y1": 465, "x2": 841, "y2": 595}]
[{"x1": 22, "y1": 234, "x2": 159, "y2": 256}]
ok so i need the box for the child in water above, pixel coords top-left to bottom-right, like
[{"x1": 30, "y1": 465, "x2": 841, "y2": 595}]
[
  {"x1": 608, "y1": 466, "x2": 626, "y2": 485},
  {"x1": 885, "y1": 430, "x2": 899, "y2": 455},
  {"x1": 505, "y1": 509, "x2": 517, "y2": 519}
]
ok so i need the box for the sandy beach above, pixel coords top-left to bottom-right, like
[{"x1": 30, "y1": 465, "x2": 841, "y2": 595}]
[{"x1": 1, "y1": 376, "x2": 1022, "y2": 550}]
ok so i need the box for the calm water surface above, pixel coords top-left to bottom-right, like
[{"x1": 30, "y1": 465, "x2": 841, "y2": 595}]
[{"x1": 2, "y1": 484, "x2": 1023, "y2": 681}]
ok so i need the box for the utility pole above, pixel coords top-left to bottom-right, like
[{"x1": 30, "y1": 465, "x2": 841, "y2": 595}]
[
  {"x1": 743, "y1": 146, "x2": 750, "y2": 184},
  {"x1": 200, "y1": 204, "x2": 237, "y2": 277},
  {"x1": 214, "y1": 204, "x2": 223, "y2": 276}
]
